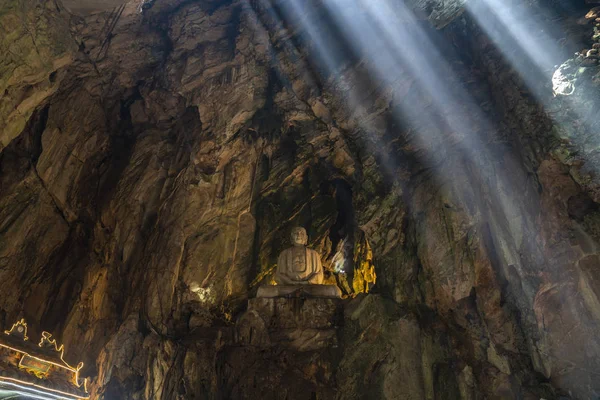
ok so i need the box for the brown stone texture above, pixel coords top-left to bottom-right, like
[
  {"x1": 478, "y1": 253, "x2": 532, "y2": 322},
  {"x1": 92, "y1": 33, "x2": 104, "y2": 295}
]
[
  {"x1": 2, "y1": 0, "x2": 600, "y2": 399},
  {"x1": 236, "y1": 297, "x2": 341, "y2": 352}
]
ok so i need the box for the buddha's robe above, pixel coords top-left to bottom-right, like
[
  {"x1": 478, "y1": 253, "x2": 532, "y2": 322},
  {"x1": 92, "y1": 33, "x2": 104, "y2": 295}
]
[{"x1": 275, "y1": 246, "x2": 324, "y2": 285}]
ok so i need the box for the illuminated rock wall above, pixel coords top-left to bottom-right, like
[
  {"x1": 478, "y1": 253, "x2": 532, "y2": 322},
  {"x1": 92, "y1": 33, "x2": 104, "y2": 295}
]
[{"x1": 1, "y1": 0, "x2": 600, "y2": 399}]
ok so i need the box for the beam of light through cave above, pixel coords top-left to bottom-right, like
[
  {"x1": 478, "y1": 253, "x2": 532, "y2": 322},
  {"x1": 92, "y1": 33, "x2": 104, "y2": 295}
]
[
  {"x1": 466, "y1": 0, "x2": 569, "y2": 93},
  {"x1": 271, "y1": 0, "x2": 530, "y2": 225},
  {"x1": 321, "y1": 0, "x2": 537, "y2": 228},
  {"x1": 463, "y1": 0, "x2": 600, "y2": 279},
  {"x1": 278, "y1": 0, "x2": 460, "y2": 176},
  {"x1": 313, "y1": 0, "x2": 511, "y2": 182},
  {"x1": 465, "y1": 0, "x2": 600, "y2": 178}
]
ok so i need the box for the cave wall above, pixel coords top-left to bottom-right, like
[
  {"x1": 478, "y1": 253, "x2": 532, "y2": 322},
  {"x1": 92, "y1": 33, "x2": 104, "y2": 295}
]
[{"x1": 1, "y1": 0, "x2": 600, "y2": 399}]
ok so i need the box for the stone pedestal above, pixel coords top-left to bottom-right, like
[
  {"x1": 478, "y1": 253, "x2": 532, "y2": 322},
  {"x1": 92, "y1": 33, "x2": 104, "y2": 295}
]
[
  {"x1": 236, "y1": 296, "x2": 342, "y2": 351},
  {"x1": 256, "y1": 284, "x2": 342, "y2": 298}
]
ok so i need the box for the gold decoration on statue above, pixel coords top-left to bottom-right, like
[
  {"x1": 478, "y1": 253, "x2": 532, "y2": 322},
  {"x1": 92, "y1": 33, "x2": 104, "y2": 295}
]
[{"x1": 352, "y1": 235, "x2": 376, "y2": 294}]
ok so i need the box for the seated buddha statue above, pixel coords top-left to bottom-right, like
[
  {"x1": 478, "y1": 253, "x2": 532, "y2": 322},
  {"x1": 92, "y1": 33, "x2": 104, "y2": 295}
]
[
  {"x1": 275, "y1": 226, "x2": 324, "y2": 285},
  {"x1": 257, "y1": 226, "x2": 341, "y2": 298}
]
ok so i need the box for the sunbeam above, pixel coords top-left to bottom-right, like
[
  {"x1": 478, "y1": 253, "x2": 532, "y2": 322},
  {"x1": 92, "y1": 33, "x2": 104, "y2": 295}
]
[{"x1": 465, "y1": 0, "x2": 600, "y2": 173}]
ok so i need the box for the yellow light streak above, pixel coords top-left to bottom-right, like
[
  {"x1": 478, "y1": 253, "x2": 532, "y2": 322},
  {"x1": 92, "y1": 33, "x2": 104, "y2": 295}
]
[
  {"x1": 1, "y1": 320, "x2": 88, "y2": 393},
  {"x1": 4, "y1": 319, "x2": 29, "y2": 341},
  {"x1": 18, "y1": 355, "x2": 51, "y2": 379},
  {"x1": 38, "y1": 332, "x2": 87, "y2": 391}
]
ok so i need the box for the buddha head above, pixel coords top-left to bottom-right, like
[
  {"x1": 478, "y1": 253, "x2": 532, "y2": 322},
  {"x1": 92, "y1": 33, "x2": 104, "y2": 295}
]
[{"x1": 290, "y1": 226, "x2": 308, "y2": 247}]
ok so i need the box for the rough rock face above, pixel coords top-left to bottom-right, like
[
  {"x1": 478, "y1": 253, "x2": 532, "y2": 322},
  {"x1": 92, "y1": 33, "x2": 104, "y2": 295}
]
[
  {"x1": 61, "y1": 0, "x2": 128, "y2": 14},
  {"x1": 2, "y1": 0, "x2": 600, "y2": 399},
  {"x1": 0, "y1": 0, "x2": 75, "y2": 151}
]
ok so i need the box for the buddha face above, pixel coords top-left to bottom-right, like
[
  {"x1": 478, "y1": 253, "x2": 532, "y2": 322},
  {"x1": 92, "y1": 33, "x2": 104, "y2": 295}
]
[{"x1": 290, "y1": 227, "x2": 308, "y2": 246}]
